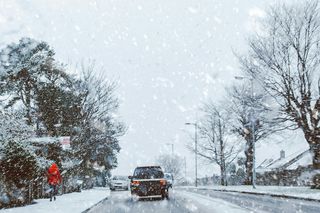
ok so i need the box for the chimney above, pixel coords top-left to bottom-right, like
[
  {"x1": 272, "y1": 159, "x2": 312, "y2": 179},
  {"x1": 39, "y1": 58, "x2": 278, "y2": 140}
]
[{"x1": 280, "y1": 150, "x2": 285, "y2": 159}]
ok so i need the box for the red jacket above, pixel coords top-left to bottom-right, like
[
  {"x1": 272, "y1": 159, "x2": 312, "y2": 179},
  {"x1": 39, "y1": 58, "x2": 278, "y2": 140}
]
[{"x1": 47, "y1": 163, "x2": 62, "y2": 185}]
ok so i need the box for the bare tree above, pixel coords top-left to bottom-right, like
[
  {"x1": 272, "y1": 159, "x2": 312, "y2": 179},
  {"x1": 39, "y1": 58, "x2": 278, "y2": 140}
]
[
  {"x1": 194, "y1": 101, "x2": 240, "y2": 186},
  {"x1": 239, "y1": 1, "x2": 320, "y2": 188},
  {"x1": 156, "y1": 154, "x2": 184, "y2": 181},
  {"x1": 78, "y1": 62, "x2": 120, "y2": 125},
  {"x1": 72, "y1": 62, "x2": 125, "y2": 182}
]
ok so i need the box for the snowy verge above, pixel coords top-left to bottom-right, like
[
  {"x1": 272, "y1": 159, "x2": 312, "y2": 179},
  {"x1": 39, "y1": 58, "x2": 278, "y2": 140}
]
[
  {"x1": 1, "y1": 187, "x2": 110, "y2": 213},
  {"x1": 179, "y1": 185, "x2": 320, "y2": 201}
]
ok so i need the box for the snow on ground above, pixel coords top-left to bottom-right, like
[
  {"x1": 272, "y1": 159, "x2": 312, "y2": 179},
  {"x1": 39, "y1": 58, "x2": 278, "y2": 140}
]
[
  {"x1": 2, "y1": 187, "x2": 110, "y2": 213},
  {"x1": 181, "y1": 185, "x2": 320, "y2": 200}
]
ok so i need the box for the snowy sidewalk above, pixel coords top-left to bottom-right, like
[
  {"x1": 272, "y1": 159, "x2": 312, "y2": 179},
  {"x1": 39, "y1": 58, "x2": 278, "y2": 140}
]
[
  {"x1": 1, "y1": 187, "x2": 110, "y2": 213},
  {"x1": 181, "y1": 185, "x2": 320, "y2": 201}
]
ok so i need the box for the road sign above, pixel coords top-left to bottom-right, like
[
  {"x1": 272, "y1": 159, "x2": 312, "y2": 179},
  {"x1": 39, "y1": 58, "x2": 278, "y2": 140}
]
[{"x1": 59, "y1": 136, "x2": 71, "y2": 150}]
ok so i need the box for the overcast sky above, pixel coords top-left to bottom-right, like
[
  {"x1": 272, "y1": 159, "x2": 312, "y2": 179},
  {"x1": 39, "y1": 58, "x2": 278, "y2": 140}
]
[{"x1": 0, "y1": 0, "x2": 308, "y2": 178}]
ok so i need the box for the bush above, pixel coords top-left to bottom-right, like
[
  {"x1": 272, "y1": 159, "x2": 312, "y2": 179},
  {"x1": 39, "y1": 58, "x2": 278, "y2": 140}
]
[
  {"x1": 311, "y1": 174, "x2": 320, "y2": 189},
  {"x1": 0, "y1": 141, "x2": 38, "y2": 188},
  {"x1": 0, "y1": 140, "x2": 39, "y2": 207}
]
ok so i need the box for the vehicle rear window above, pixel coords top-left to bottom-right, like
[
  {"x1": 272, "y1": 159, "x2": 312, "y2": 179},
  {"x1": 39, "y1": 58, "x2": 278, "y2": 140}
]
[
  {"x1": 164, "y1": 174, "x2": 172, "y2": 179},
  {"x1": 112, "y1": 176, "x2": 127, "y2": 180},
  {"x1": 133, "y1": 167, "x2": 164, "y2": 179}
]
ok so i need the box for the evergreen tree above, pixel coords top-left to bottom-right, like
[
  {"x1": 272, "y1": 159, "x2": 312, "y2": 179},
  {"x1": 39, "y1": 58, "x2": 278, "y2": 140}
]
[
  {"x1": 36, "y1": 83, "x2": 82, "y2": 136},
  {"x1": 0, "y1": 141, "x2": 38, "y2": 188},
  {"x1": 0, "y1": 38, "x2": 55, "y2": 125}
]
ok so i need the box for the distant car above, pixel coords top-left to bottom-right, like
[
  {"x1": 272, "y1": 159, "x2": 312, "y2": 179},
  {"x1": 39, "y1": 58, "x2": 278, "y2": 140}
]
[
  {"x1": 110, "y1": 175, "x2": 129, "y2": 191},
  {"x1": 129, "y1": 166, "x2": 169, "y2": 200},
  {"x1": 164, "y1": 173, "x2": 173, "y2": 188}
]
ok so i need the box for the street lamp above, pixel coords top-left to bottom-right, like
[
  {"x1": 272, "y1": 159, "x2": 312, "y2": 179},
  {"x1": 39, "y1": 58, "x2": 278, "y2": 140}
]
[
  {"x1": 185, "y1": 122, "x2": 198, "y2": 187},
  {"x1": 166, "y1": 143, "x2": 174, "y2": 155},
  {"x1": 166, "y1": 143, "x2": 175, "y2": 175},
  {"x1": 184, "y1": 156, "x2": 187, "y2": 178},
  {"x1": 235, "y1": 75, "x2": 256, "y2": 189}
]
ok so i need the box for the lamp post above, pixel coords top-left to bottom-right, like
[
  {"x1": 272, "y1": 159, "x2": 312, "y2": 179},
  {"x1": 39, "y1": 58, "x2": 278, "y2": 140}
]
[
  {"x1": 184, "y1": 156, "x2": 187, "y2": 178},
  {"x1": 185, "y1": 122, "x2": 198, "y2": 187},
  {"x1": 166, "y1": 143, "x2": 175, "y2": 175},
  {"x1": 235, "y1": 76, "x2": 256, "y2": 189},
  {"x1": 166, "y1": 143, "x2": 174, "y2": 155}
]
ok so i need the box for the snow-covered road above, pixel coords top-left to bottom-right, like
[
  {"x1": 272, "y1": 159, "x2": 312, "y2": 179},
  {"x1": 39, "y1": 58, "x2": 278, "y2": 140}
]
[
  {"x1": 87, "y1": 189, "x2": 250, "y2": 213},
  {"x1": 87, "y1": 188, "x2": 320, "y2": 213}
]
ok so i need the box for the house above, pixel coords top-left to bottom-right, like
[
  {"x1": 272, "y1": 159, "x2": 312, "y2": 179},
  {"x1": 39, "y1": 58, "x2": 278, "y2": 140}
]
[{"x1": 256, "y1": 149, "x2": 314, "y2": 186}]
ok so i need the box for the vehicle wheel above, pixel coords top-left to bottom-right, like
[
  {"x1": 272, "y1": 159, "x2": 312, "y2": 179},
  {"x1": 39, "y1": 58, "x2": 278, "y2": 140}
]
[
  {"x1": 131, "y1": 195, "x2": 139, "y2": 202},
  {"x1": 165, "y1": 189, "x2": 169, "y2": 200},
  {"x1": 110, "y1": 188, "x2": 115, "y2": 191},
  {"x1": 161, "y1": 189, "x2": 168, "y2": 200}
]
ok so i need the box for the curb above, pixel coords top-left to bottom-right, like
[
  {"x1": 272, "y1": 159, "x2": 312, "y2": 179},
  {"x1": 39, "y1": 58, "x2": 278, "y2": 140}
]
[
  {"x1": 82, "y1": 197, "x2": 109, "y2": 213},
  {"x1": 181, "y1": 188, "x2": 320, "y2": 202},
  {"x1": 184, "y1": 187, "x2": 320, "y2": 203}
]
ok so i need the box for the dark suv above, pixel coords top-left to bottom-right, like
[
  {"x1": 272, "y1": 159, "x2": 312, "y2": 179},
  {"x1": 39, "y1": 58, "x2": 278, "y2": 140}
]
[{"x1": 129, "y1": 166, "x2": 169, "y2": 200}]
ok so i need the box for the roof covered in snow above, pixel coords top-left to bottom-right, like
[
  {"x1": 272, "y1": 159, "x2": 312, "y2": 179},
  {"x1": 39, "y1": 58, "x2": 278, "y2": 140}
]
[{"x1": 257, "y1": 149, "x2": 312, "y2": 172}]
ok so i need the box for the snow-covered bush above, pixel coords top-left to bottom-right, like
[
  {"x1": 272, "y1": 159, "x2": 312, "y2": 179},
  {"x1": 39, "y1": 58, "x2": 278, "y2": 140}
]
[
  {"x1": 0, "y1": 181, "x2": 24, "y2": 209},
  {"x1": 0, "y1": 178, "x2": 9, "y2": 208},
  {"x1": 312, "y1": 173, "x2": 320, "y2": 189},
  {"x1": 0, "y1": 111, "x2": 38, "y2": 208},
  {"x1": 0, "y1": 140, "x2": 38, "y2": 188}
]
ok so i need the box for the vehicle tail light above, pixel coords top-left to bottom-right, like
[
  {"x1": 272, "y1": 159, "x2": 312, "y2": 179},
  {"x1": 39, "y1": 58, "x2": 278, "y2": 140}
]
[
  {"x1": 160, "y1": 179, "x2": 166, "y2": 186},
  {"x1": 132, "y1": 180, "x2": 140, "y2": 186}
]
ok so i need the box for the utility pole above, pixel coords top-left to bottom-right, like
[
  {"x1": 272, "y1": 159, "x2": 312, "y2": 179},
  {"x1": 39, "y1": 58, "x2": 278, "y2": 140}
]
[
  {"x1": 166, "y1": 143, "x2": 174, "y2": 175},
  {"x1": 185, "y1": 122, "x2": 198, "y2": 187},
  {"x1": 166, "y1": 143, "x2": 174, "y2": 155},
  {"x1": 184, "y1": 156, "x2": 187, "y2": 178},
  {"x1": 249, "y1": 78, "x2": 256, "y2": 189}
]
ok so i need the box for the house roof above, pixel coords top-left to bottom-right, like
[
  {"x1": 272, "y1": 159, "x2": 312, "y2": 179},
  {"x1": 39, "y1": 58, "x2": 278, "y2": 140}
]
[
  {"x1": 257, "y1": 149, "x2": 312, "y2": 172},
  {"x1": 286, "y1": 151, "x2": 313, "y2": 170}
]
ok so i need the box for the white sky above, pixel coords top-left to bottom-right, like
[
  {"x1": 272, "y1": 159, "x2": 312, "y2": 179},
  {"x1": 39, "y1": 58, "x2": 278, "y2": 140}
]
[{"x1": 0, "y1": 0, "x2": 308, "y2": 179}]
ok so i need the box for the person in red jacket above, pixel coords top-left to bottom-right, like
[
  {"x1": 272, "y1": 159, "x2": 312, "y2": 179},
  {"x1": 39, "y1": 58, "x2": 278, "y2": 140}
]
[{"x1": 47, "y1": 163, "x2": 62, "y2": 201}]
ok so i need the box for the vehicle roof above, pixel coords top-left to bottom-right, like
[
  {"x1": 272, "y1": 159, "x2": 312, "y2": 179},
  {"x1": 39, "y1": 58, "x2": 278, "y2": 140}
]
[{"x1": 135, "y1": 165, "x2": 161, "y2": 168}]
